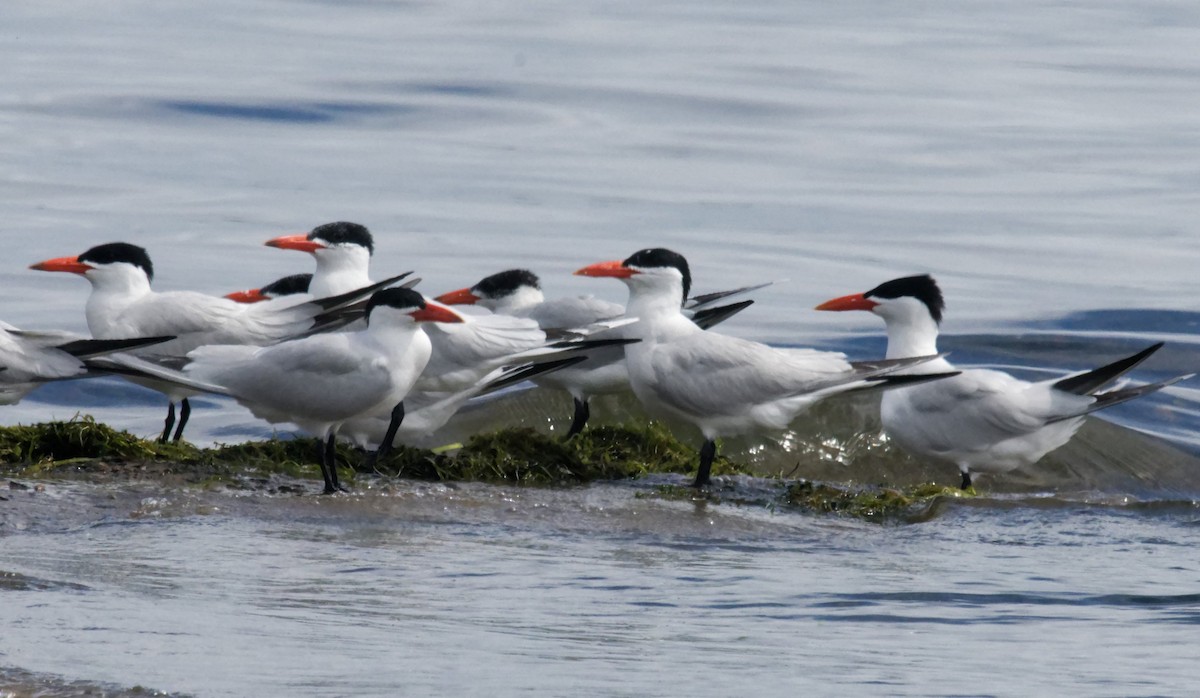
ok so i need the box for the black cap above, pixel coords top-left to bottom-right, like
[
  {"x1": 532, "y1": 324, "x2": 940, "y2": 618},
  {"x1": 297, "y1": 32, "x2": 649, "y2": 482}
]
[
  {"x1": 623, "y1": 247, "x2": 691, "y2": 301},
  {"x1": 865, "y1": 275, "x2": 945, "y2": 323},
  {"x1": 365, "y1": 287, "x2": 425, "y2": 319},
  {"x1": 309, "y1": 222, "x2": 374, "y2": 255},
  {"x1": 260, "y1": 273, "x2": 312, "y2": 297},
  {"x1": 78, "y1": 243, "x2": 154, "y2": 281},
  {"x1": 472, "y1": 269, "x2": 540, "y2": 298}
]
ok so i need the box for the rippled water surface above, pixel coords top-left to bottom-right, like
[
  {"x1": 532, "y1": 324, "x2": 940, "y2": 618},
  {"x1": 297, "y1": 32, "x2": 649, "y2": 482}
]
[
  {"x1": 3, "y1": 482, "x2": 1200, "y2": 697},
  {"x1": 3, "y1": 0, "x2": 1200, "y2": 695}
]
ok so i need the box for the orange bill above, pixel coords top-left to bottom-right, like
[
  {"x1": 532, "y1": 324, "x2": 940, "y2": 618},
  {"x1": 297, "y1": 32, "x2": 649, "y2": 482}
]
[
  {"x1": 814, "y1": 293, "x2": 879, "y2": 312},
  {"x1": 574, "y1": 260, "x2": 636, "y2": 278},
  {"x1": 434, "y1": 287, "x2": 481, "y2": 305},
  {"x1": 30, "y1": 256, "x2": 92, "y2": 274},
  {"x1": 225, "y1": 288, "x2": 269, "y2": 303},
  {"x1": 265, "y1": 234, "x2": 324, "y2": 253},
  {"x1": 411, "y1": 301, "x2": 465, "y2": 324}
]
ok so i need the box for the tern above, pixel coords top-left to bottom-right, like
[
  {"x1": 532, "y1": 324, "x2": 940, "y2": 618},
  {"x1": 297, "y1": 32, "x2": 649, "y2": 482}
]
[
  {"x1": 267, "y1": 223, "x2": 627, "y2": 401},
  {"x1": 182, "y1": 288, "x2": 465, "y2": 493},
  {"x1": 223, "y1": 271, "x2": 567, "y2": 446},
  {"x1": 225, "y1": 273, "x2": 313, "y2": 305},
  {"x1": 436, "y1": 268, "x2": 763, "y2": 438},
  {"x1": 0, "y1": 321, "x2": 172, "y2": 405},
  {"x1": 30, "y1": 242, "x2": 403, "y2": 442},
  {"x1": 576, "y1": 248, "x2": 944, "y2": 488},
  {"x1": 815, "y1": 274, "x2": 1191, "y2": 489},
  {"x1": 265, "y1": 222, "x2": 373, "y2": 298}
]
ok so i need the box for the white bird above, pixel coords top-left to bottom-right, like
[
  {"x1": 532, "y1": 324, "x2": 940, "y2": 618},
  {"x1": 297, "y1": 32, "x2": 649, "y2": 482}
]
[
  {"x1": 255, "y1": 230, "x2": 619, "y2": 448},
  {"x1": 182, "y1": 288, "x2": 465, "y2": 493},
  {"x1": 576, "y1": 248, "x2": 942, "y2": 487},
  {"x1": 436, "y1": 268, "x2": 763, "y2": 437},
  {"x1": 0, "y1": 321, "x2": 172, "y2": 405},
  {"x1": 30, "y1": 242, "x2": 400, "y2": 442},
  {"x1": 266, "y1": 223, "x2": 624, "y2": 400},
  {"x1": 265, "y1": 222, "x2": 373, "y2": 299},
  {"x1": 815, "y1": 274, "x2": 1190, "y2": 489}
]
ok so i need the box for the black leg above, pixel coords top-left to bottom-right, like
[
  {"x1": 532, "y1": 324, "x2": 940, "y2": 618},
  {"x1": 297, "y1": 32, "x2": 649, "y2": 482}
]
[
  {"x1": 171, "y1": 398, "x2": 191, "y2": 442},
  {"x1": 320, "y1": 434, "x2": 341, "y2": 495},
  {"x1": 693, "y1": 439, "x2": 717, "y2": 489},
  {"x1": 565, "y1": 397, "x2": 590, "y2": 439},
  {"x1": 159, "y1": 402, "x2": 176, "y2": 444},
  {"x1": 366, "y1": 401, "x2": 405, "y2": 470},
  {"x1": 960, "y1": 470, "x2": 972, "y2": 490}
]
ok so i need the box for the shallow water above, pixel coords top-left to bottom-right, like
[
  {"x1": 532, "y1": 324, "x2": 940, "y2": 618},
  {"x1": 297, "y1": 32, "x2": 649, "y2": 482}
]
[
  {"x1": 3, "y1": 0, "x2": 1200, "y2": 695},
  {"x1": 3, "y1": 480, "x2": 1200, "y2": 697}
]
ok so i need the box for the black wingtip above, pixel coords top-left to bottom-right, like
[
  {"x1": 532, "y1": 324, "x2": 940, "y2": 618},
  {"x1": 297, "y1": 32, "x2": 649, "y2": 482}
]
[
  {"x1": 481, "y1": 356, "x2": 588, "y2": 395},
  {"x1": 546, "y1": 337, "x2": 640, "y2": 351},
  {"x1": 1053, "y1": 342, "x2": 1165, "y2": 396},
  {"x1": 691, "y1": 299, "x2": 754, "y2": 330},
  {"x1": 685, "y1": 281, "x2": 773, "y2": 309},
  {"x1": 310, "y1": 271, "x2": 415, "y2": 311},
  {"x1": 56, "y1": 335, "x2": 176, "y2": 358},
  {"x1": 1047, "y1": 372, "x2": 1191, "y2": 423}
]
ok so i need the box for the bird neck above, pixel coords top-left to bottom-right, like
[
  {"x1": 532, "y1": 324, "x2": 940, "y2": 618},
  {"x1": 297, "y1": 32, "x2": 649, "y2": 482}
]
[
  {"x1": 625, "y1": 288, "x2": 685, "y2": 324},
  {"x1": 87, "y1": 270, "x2": 152, "y2": 298},
  {"x1": 83, "y1": 273, "x2": 152, "y2": 335},
  {"x1": 882, "y1": 314, "x2": 941, "y2": 360},
  {"x1": 624, "y1": 287, "x2": 694, "y2": 342},
  {"x1": 366, "y1": 318, "x2": 421, "y2": 345},
  {"x1": 310, "y1": 251, "x2": 371, "y2": 298},
  {"x1": 486, "y1": 286, "x2": 544, "y2": 315}
]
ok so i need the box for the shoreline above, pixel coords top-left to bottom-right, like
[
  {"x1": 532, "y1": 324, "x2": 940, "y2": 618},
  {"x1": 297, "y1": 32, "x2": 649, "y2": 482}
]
[{"x1": 1, "y1": 416, "x2": 969, "y2": 523}]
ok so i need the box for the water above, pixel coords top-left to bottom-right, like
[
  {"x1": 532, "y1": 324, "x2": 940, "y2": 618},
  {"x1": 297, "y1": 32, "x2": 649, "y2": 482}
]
[
  {"x1": 3, "y1": 0, "x2": 1200, "y2": 695},
  {"x1": 3, "y1": 482, "x2": 1200, "y2": 697}
]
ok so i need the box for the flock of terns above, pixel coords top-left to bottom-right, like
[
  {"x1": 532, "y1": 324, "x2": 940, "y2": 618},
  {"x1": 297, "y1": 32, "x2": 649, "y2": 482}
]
[{"x1": 3, "y1": 221, "x2": 1189, "y2": 494}]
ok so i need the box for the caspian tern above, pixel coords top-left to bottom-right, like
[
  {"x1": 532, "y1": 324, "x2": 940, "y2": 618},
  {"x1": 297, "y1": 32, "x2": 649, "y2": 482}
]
[
  {"x1": 436, "y1": 268, "x2": 762, "y2": 438},
  {"x1": 182, "y1": 288, "x2": 465, "y2": 493},
  {"x1": 0, "y1": 321, "x2": 172, "y2": 405},
  {"x1": 815, "y1": 274, "x2": 1191, "y2": 489},
  {"x1": 30, "y1": 242, "x2": 403, "y2": 442},
  {"x1": 265, "y1": 222, "x2": 372, "y2": 298},
  {"x1": 221, "y1": 270, "x2": 578, "y2": 446},
  {"x1": 576, "y1": 248, "x2": 944, "y2": 488},
  {"x1": 225, "y1": 273, "x2": 313, "y2": 304},
  {"x1": 267, "y1": 223, "x2": 627, "y2": 404}
]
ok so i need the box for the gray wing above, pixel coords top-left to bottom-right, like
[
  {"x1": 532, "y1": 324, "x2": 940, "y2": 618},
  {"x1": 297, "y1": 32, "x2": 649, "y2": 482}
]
[
  {"x1": 889, "y1": 369, "x2": 1074, "y2": 451},
  {"x1": 188, "y1": 336, "x2": 394, "y2": 421},
  {"x1": 527, "y1": 296, "x2": 625, "y2": 330},
  {"x1": 642, "y1": 334, "x2": 856, "y2": 417}
]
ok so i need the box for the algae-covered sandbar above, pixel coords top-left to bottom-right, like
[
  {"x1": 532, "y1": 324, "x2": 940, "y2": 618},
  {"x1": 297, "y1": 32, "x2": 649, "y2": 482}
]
[{"x1": 0, "y1": 416, "x2": 969, "y2": 522}]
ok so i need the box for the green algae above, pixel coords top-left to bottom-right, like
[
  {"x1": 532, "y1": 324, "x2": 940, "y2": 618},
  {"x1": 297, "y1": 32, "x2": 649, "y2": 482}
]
[
  {"x1": 0, "y1": 417, "x2": 967, "y2": 522},
  {"x1": 0, "y1": 415, "x2": 158, "y2": 467},
  {"x1": 784, "y1": 480, "x2": 974, "y2": 523},
  {"x1": 362, "y1": 424, "x2": 751, "y2": 486},
  {"x1": 0, "y1": 419, "x2": 741, "y2": 487},
  {"x1": 567, "y1": 423, "x2": 745, "y2": 479}
]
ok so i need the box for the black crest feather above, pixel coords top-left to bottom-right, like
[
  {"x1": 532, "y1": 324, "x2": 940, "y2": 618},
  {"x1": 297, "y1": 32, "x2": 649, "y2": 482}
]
[
  {"x1": 622, "y1": 248, "x2": 691, "y2": 301},
  {"x1": 365, "y1": 287, "x2": 425, "y2": 319},
  {"x1": 865, "y1": 274, "x2": 945, "y2": 323},
  {"x1": 309, "y1": 222, "x2": 374, "y2": 255},
  {"x1": 78, "y1": 243, "x2": 154, "y2": 281},
  {"x1": 473, "y1": 269, "x2": 540, "y2": 298},
  {"x1": 260, "y1": 273, "x2": 312, "y2": 297}
]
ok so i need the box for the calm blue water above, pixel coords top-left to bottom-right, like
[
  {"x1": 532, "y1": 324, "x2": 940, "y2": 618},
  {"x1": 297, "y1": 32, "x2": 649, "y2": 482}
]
[{"x1": 2, "y1": 0, "x2": 1200, "y2": 695}]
